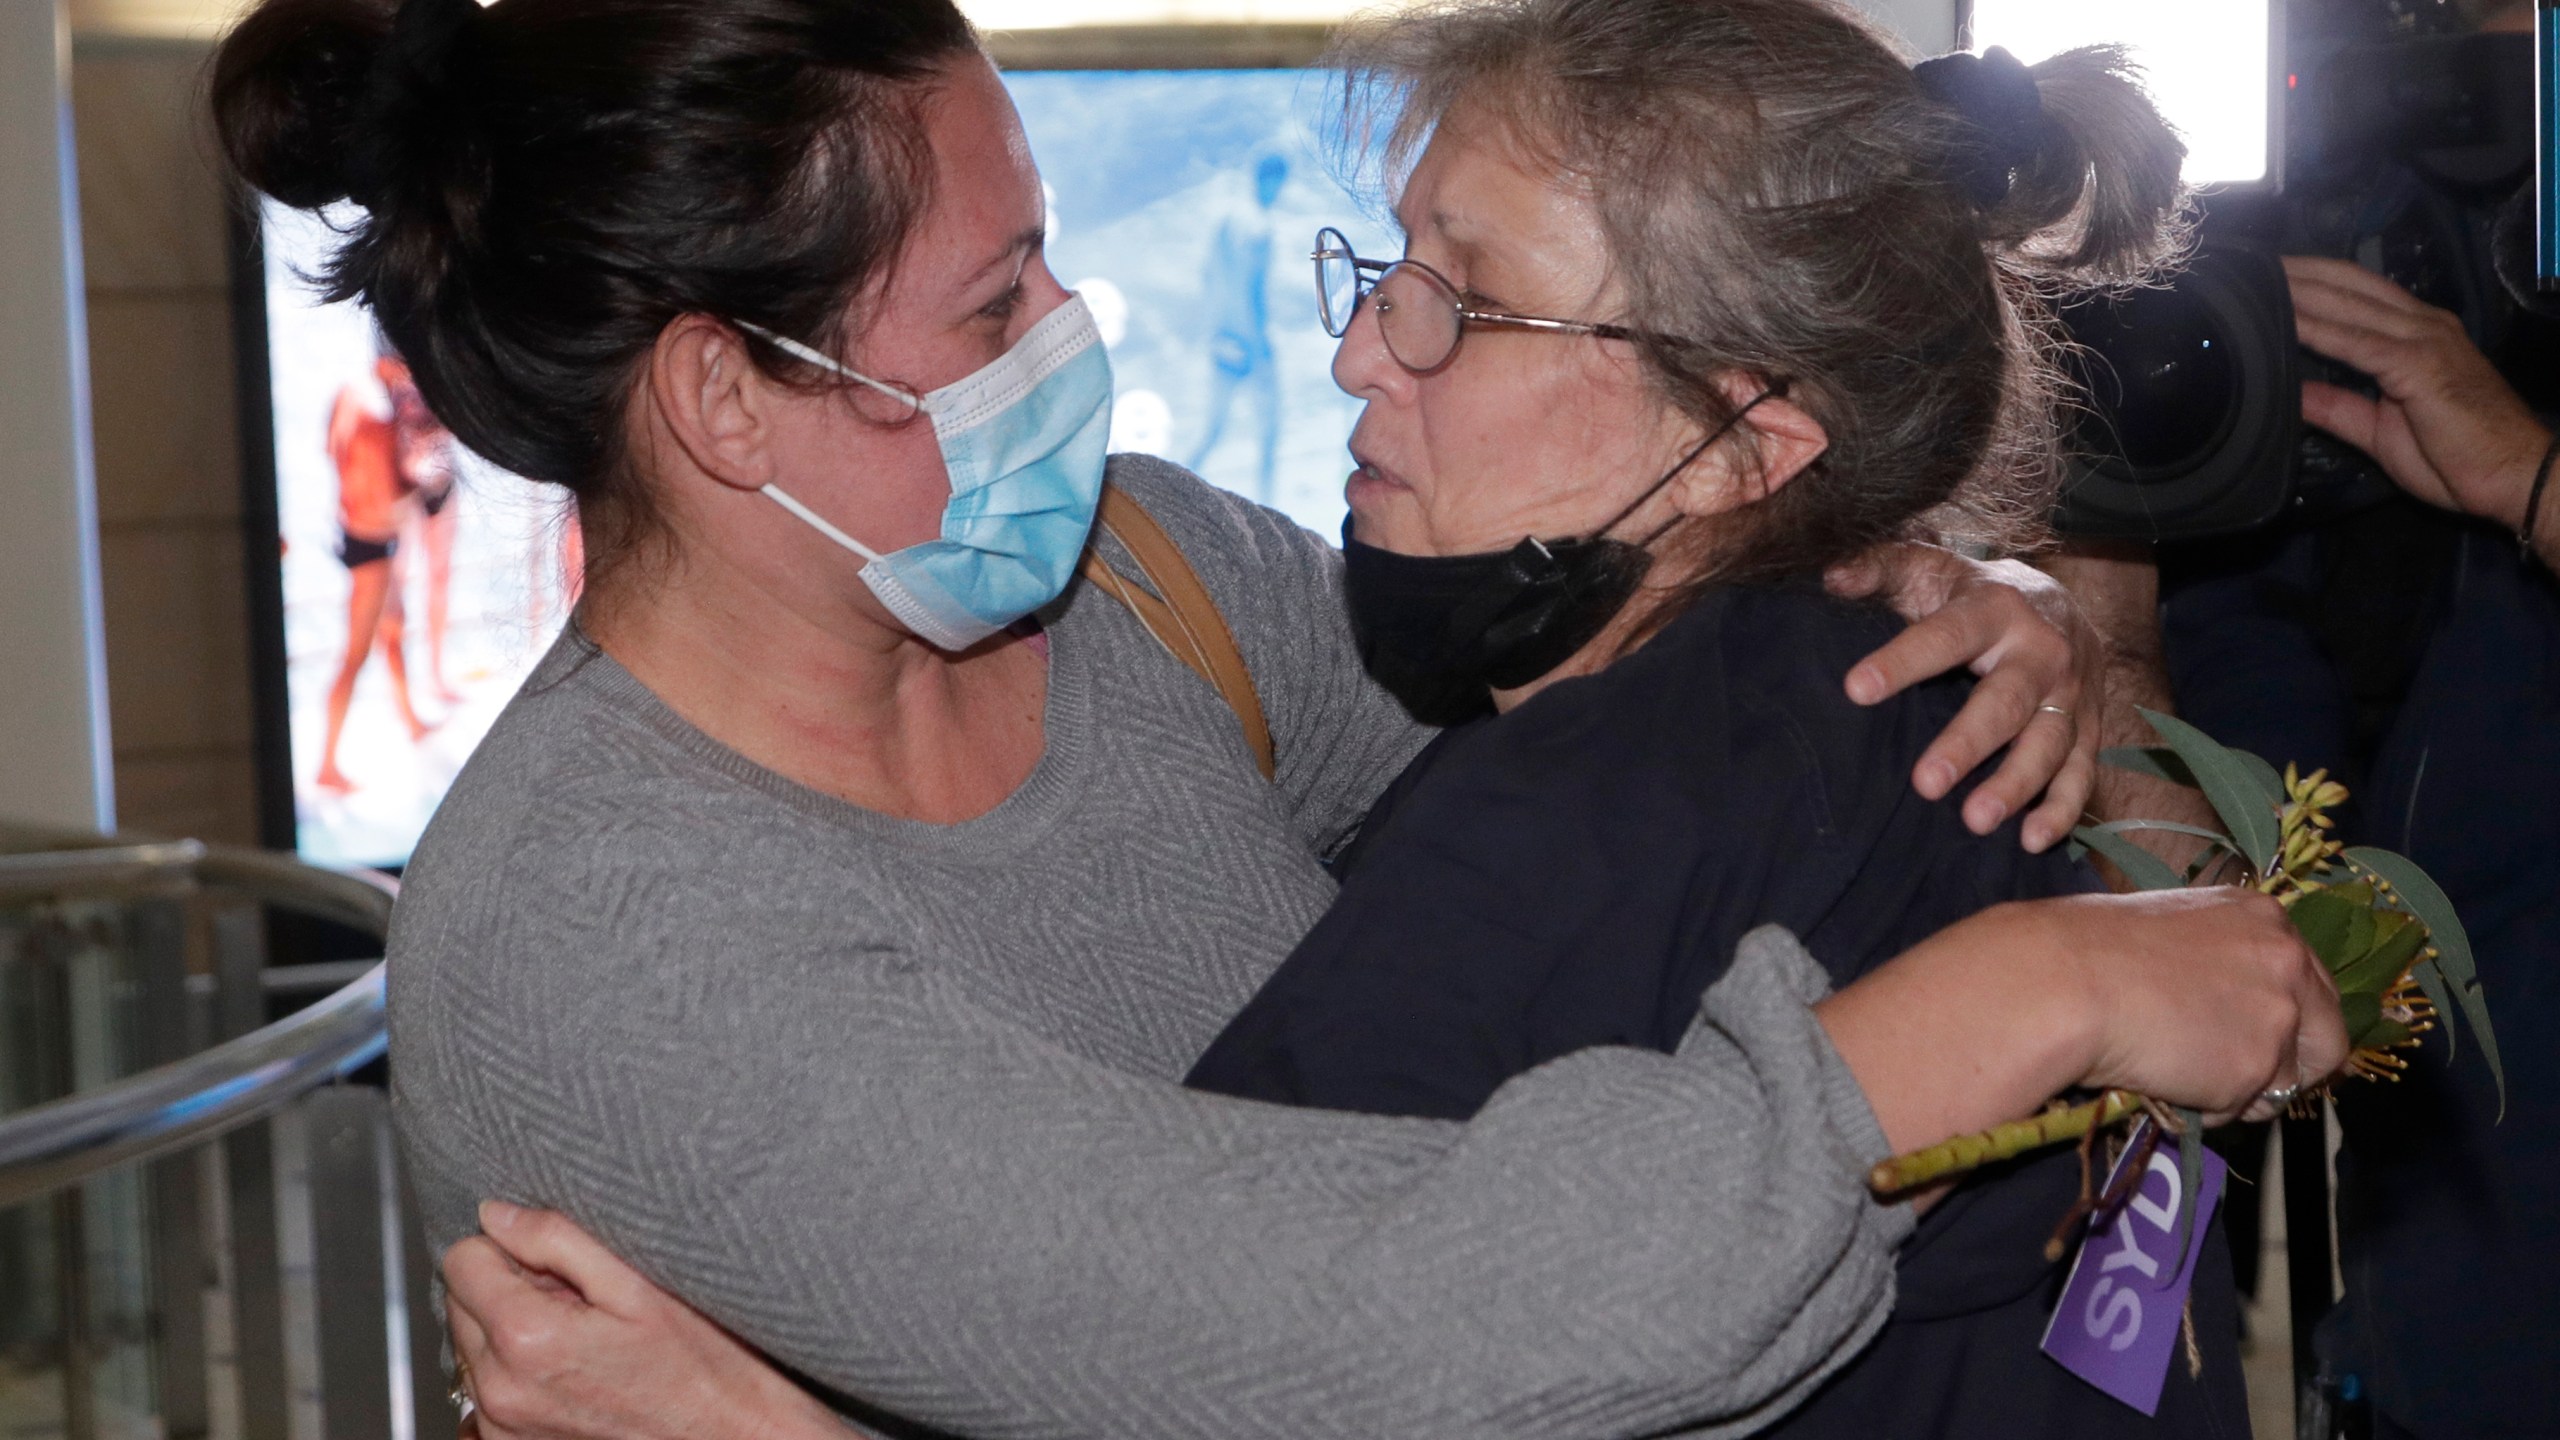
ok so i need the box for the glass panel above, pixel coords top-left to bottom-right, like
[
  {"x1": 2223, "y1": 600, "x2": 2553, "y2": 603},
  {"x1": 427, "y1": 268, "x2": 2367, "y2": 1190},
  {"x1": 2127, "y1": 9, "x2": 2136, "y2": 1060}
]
[
  {"x1": 3, "y1": 897, "x2": 82, "y2": 1440},
  {"x1": 0, "y1": 892, "x2": 197, "y2": 1440},
  {"x1": 0, "y1": 1192, "x2": 71, "y2": 1440}
]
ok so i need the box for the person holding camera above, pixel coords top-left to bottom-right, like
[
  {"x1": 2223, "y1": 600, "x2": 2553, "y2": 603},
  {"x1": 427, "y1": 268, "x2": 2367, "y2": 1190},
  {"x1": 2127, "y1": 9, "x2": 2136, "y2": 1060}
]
[
  {"x1": 2124, "y1": 250, "x2": 2560, "y2": 1440},
  {"x1": 2288, "y1": 254, "x2": 2558, "y2": 572}
]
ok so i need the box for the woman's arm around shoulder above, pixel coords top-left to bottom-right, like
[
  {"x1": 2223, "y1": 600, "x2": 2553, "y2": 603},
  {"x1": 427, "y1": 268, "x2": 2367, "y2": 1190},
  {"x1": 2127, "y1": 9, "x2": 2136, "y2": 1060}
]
[
  {"x1": 395, "y1": 841, "x2": 1911, "y2": 1440},
  {"x1": 426, "y1": 879, "x2": 2344, "y2": 1440}
]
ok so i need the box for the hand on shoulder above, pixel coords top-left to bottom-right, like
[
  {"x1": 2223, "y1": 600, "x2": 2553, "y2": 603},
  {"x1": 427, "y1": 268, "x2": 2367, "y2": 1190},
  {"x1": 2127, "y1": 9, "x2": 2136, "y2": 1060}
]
[{"x1": 1828, "y1": 545, "x2": 2100, "y2": 852}]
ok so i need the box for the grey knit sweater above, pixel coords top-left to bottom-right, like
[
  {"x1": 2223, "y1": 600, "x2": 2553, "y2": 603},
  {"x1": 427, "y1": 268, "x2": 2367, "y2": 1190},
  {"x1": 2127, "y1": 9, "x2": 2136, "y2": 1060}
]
[{"x1": 388, "y1": 454, "x2": 1917, "y2": 1440}]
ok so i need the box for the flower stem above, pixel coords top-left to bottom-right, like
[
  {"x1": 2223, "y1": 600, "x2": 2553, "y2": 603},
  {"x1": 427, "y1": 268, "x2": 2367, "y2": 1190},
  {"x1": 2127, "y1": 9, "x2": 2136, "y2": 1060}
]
[{"x1": 1867, "y1": 1089, "x2": 2144, "y2": 1197}]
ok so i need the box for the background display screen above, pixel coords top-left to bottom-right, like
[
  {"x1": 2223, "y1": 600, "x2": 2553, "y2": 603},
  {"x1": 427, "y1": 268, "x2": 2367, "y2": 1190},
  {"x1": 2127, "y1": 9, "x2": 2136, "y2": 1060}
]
[{"x1": 255, "y1": 67, "x2": 1390, "y2": 868}]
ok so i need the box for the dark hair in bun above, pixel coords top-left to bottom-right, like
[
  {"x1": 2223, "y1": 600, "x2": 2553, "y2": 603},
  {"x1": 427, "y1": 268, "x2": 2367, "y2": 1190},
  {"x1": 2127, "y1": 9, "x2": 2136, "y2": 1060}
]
[{"x1": 212, "y1": 0, "x2": 977, "y2": 582}]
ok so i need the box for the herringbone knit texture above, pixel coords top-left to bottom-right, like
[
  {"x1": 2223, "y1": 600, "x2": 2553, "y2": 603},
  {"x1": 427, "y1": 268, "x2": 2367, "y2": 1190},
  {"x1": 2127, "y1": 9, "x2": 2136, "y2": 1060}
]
[{"x1": 389, "y1": 455, "x2": 1916, "y2": 1439}]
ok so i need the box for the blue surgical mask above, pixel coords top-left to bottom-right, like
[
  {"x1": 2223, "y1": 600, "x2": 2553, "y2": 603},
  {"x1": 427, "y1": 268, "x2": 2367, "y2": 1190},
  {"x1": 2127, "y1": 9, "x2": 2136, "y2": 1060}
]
[{"x1": 738, "y1": 296, "x2": 1113, "y2": 652}]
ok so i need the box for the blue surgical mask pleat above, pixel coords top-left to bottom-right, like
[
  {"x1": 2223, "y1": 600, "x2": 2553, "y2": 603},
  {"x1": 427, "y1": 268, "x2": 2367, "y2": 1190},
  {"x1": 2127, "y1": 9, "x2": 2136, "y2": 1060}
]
[{"x1": 754, "y1": 295, "x2": 1114, "y2": 652}]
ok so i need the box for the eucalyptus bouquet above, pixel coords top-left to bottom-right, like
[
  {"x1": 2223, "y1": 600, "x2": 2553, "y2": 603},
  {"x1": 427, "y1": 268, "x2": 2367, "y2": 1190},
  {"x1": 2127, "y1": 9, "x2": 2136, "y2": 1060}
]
[{"x1": 1869, "y1": 710, "x2": 2503, "y2": 1258}]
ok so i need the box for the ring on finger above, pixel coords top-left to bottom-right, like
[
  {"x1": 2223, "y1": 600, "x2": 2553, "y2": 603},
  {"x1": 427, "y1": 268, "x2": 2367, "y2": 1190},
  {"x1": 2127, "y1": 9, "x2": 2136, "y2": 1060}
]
[
  {"x1": 450, "y1": 1358, "x2": 478, "y2": 1424},
  {"x1": 2260, "y1": 1084, "x2": 2301, "y2": 1112},
  {"x1": 2036, "y1": 704, "x2": 2074, "y2": 724}
]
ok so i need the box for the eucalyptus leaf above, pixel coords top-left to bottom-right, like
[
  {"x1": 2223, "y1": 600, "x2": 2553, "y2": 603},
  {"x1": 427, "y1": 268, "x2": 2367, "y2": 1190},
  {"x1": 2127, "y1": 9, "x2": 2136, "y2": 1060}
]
[
  {"x1": 2340, "y1": 991, "x2": 2385, "y2": 1047},
  {"x1": 2098, "y1": 745, "x2": 2288, "y2": 811},
  {"x1": 2100, "y1": 746, "x2": 2199, "y2": 788},
  {"x1": 2091, "y1": 818, "x2": 2248, "y2": 857},
  {"x1": 2288, "y1": 889, "x2": 2367, "y2": 973},
  {"x1": 2070, "y1": 824, "x2": 2187, "y2": 893},
  {"x1": 2346, "y1": 846, "x2": 2502, "y2": 1119},
  {"x1": 2337, "y1": 906, "x2": 2380, "y2": 980},
  {"x1": 2137, "y1": 710, "x2": 2283, "y2": 875},
  {"x1": 2363, "y1": 1017, "x2": 2416, "y2": 1050},
  {"x1": 2232, "y1": 749, "x2": 2289, "y2": 810},
  {"x1": 2366, "y1": 905, "x2": 2412, "y2": 949},
  {"x1": 2335, "y1": 913, "x2": 2428, "y2": 998},
  {"x1": 2410, "y1": 956, "x2": 2457, "y2": 1063}
]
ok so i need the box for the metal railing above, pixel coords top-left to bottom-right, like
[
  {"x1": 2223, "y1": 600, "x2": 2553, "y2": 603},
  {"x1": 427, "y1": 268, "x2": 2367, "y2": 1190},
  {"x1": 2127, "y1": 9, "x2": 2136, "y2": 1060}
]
[
  {"x1": 0, "y1": 827, "x2": 447, "y2": 1440},
  {"x1": 0, "y1": 843, "x2": 391, "y2": 1208}
]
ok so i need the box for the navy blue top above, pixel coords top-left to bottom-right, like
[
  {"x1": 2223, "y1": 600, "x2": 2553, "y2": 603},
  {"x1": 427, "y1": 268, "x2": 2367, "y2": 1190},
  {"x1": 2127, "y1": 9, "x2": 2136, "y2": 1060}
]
[
  {"x1": 2165, "y1": 507, "x2": 2560, "y2": 1439},
  {"x1": 1189, "y1": 583, "x2": 2249, "y2": 1436}
]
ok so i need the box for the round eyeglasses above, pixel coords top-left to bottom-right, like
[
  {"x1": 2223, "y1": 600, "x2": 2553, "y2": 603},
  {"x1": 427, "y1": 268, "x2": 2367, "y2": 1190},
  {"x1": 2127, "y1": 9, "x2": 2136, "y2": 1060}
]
[{"x1": 1313, "y1": 225, "x2": 1670, "y2": 374}]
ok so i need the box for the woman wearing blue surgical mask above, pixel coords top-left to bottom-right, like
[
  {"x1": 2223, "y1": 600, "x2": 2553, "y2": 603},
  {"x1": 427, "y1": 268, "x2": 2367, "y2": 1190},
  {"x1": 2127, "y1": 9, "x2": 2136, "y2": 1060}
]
[{"x1": 212, "y1": 0, "x2": 2339, "y2": 1434}]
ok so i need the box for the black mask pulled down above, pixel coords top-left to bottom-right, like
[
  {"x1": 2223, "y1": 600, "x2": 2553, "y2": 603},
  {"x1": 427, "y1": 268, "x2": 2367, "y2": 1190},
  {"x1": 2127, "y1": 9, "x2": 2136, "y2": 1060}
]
[
  {"x1": 1338, "y1": 386, "x2": 1783, "y2": 726},
  {"x1": 1340, "y1": 531, "x2": 1651, "y2": 725}
]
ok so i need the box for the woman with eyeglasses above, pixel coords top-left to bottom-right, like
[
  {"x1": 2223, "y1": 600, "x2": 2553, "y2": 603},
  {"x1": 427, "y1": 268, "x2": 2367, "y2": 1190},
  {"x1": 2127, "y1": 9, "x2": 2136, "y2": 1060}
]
[
  {"x1": 210, "y1": 0, "x2": 2344, "y2": 1433},
  {"x1": 1181, "y1": 5, "x2": 2300, "y2": 1430},
  {"x1": 1184, "y1": 9, "x2": 2265, "y2": 1431}
]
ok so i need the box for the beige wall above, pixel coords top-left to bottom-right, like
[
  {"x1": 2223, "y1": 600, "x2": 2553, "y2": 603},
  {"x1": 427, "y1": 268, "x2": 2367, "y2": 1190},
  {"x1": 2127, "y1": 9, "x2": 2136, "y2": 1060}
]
[
  {"x1": 73, "y1": 36, "x2": 262, "y2": 845},
  {"x1": 1, "y1": 0, "x2": 115, "y2": 836}
]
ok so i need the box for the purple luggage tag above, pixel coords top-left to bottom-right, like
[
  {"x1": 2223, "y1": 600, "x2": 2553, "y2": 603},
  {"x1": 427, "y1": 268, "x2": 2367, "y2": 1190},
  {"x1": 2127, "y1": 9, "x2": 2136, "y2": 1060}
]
[{"x1": 2040, "y1": 1119, "x2": 2229, "y2": 1415}]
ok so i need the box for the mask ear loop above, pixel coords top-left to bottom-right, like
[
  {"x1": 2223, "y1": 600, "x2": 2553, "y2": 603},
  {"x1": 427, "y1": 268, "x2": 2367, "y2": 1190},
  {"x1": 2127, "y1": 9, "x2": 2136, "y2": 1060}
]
[
  {"x1": 1594, "y1": 380, "x2": 1791, "y2": 549},
  {"x1": 730, "y1": 319, "x2": 909, "y2": 564},
  {"x1": 759, "y1": 483, "x2": 886, "y2": 563}
]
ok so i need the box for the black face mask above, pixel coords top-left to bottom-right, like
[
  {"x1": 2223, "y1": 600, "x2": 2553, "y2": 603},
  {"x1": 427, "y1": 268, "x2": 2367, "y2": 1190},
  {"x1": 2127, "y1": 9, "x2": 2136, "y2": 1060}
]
[
  {"x1": 1340, "y1": 387, "x2": 1783, "y2": 726},
  {"x1": 1341, "y1": 531, "x2": 1649, "y2": 725}
]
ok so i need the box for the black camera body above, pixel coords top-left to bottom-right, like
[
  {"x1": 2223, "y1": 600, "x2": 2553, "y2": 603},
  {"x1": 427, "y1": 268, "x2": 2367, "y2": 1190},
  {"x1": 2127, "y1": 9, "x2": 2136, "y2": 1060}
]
[
  {"x1": 2056, "y1": 242, "x2": 2309, "y2": 538},
  {"x1": 2052, "y1": 12, "x2": 2537, "y2": 540}
]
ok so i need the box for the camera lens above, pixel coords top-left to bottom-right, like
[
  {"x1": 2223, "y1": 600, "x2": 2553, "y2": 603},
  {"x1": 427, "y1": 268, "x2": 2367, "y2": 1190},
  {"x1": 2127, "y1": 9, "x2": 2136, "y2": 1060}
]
[
  {"x1": 2067, "y1": 289, "x2": 2239, "y2": 477},
  {"x1": 2052, "y1": 241, "x2": 2299, "y2": 540}
]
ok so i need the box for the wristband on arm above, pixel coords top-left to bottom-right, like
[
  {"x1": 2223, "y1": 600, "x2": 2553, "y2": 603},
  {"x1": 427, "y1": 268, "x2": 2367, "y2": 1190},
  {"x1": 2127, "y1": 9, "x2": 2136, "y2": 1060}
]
[{"x1": 2523, "y1": 433, "x2": 2560, "y2": 562}]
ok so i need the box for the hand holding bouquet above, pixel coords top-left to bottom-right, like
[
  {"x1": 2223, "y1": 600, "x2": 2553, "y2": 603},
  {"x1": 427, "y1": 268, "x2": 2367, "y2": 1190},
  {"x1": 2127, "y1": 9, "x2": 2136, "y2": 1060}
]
[{"x1": 1870, "y1": 712, "x2": 2503, "y2": 1254}]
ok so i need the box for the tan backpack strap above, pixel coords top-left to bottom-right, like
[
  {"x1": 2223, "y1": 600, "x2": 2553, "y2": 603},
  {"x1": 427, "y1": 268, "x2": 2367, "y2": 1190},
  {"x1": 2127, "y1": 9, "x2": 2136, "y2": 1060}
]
[{"x1": 1077, "y1": 485, "x2": 1278, "y2": 783}]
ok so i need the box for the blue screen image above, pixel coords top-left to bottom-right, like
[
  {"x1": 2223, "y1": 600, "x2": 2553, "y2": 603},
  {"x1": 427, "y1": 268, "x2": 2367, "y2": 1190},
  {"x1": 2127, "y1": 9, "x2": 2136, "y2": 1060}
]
[{"x1": 1008, "y1": 68, "x2": 1396, "y2": 540}]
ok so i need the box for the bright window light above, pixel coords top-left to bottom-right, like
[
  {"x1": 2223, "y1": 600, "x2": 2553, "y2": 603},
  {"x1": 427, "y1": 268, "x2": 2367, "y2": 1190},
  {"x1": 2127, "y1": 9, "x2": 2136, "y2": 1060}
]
[{"x1": 1967, "y1": 0, "x2": 2272, "y2": 186}]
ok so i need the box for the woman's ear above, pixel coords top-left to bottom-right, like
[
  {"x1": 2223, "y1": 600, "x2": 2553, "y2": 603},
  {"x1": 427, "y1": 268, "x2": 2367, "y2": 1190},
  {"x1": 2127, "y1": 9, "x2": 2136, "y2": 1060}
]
[
  {"x1": 646, "y1": 315, "x2": 779, "y2": 494},
  {"x1": 1668, "y1": 381, "x2": 1831, "y2": 519}
]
